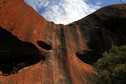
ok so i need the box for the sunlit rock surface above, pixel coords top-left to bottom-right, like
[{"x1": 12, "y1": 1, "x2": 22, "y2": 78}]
[{"x1": 0, "y1": 0, "x2": 126, "y2": 84}]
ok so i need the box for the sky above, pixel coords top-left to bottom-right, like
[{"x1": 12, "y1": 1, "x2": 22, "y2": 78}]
[{"x1": 24, "y1": 0, "x2": 124, "y2": 25}]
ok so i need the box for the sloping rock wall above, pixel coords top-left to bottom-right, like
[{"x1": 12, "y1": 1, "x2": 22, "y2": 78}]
[{"x1": 0, "y1": 0, "x2": 126, "y2": 84}]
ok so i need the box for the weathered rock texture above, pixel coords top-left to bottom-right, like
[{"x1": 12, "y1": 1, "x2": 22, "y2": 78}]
[{"x1": 0, "y1": 0, "x2": 126, "y2": 84}]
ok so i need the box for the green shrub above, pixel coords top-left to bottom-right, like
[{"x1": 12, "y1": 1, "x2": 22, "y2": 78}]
[{"x1": 87, "y1": 45, "x2": 126, "y2": 84}]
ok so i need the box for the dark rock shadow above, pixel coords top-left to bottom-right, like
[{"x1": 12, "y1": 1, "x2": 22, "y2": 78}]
[
  {"x1": 37, "y1": 41, "x2": 52, "y2": 50},
  {"x1": 76, "y1": 50, "x2": 102, "y2": 65},
  {"x1": 0, "y1": 27, "x2": 45, "y2": 75}
]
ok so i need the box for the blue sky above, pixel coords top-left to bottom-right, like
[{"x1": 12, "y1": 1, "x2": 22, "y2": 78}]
[
  {"x1": 88, "y1": 0, "x2": 122, "y2": 7},
  {"x1": 25, "y1": 0, "x2": 124, "y2": 24}
]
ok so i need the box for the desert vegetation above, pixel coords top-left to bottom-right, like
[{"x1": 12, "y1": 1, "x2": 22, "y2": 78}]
[{"x1": 87, "y1": 45, "x2": 126, "y2": 84}]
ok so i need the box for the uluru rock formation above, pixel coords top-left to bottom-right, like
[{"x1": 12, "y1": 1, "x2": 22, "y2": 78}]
[{"x1": 0, "y1": 0, "x2": 126, "y2": 84}]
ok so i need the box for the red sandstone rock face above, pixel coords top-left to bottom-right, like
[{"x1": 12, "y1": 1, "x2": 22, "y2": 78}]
[{"x1": 0, "y1": 0, "x2": 126, "y2": 84}]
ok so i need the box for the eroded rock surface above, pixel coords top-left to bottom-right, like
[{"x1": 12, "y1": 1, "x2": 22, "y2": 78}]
[{"x1": 0, "y1": 0, "x2": 126, "y2": 84}]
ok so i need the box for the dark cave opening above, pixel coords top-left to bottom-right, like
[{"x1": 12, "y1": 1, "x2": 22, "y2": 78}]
[
  {"x1": 37, "y1": 41, "x2": 52, "y2": 50},
  {"x1": 0, "y1": 27, "x2": 45, "y2": 75},
  {"x1": 75, "y1": 50, "x2": 102, "y2": 65}
]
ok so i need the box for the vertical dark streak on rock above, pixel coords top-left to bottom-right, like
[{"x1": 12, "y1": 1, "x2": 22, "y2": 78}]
[
  {"x1": 59, "y1": 27, "x2": 67, "y2": 70},
  {"x1": 44, "y1": 22, "x2": 52, "y2": 45},
  {"x1": 69, "y1": 27, "x2": 80, "y2": 49},
  {"x1": 58, "y1": 27, "x2": 72, "y2": 83},
  {"x1": 48, "y1": 22, "x2": 52, "y2": 45},
  {"x1": 64, "y1": 26, "x2": 74, "y2": 84},
  {"x1": 55, "y1": 25, "x2": 60, "y2": 60},
  {"x1": 44, "y1": 22, "x2": 48, "y2": 41}
]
